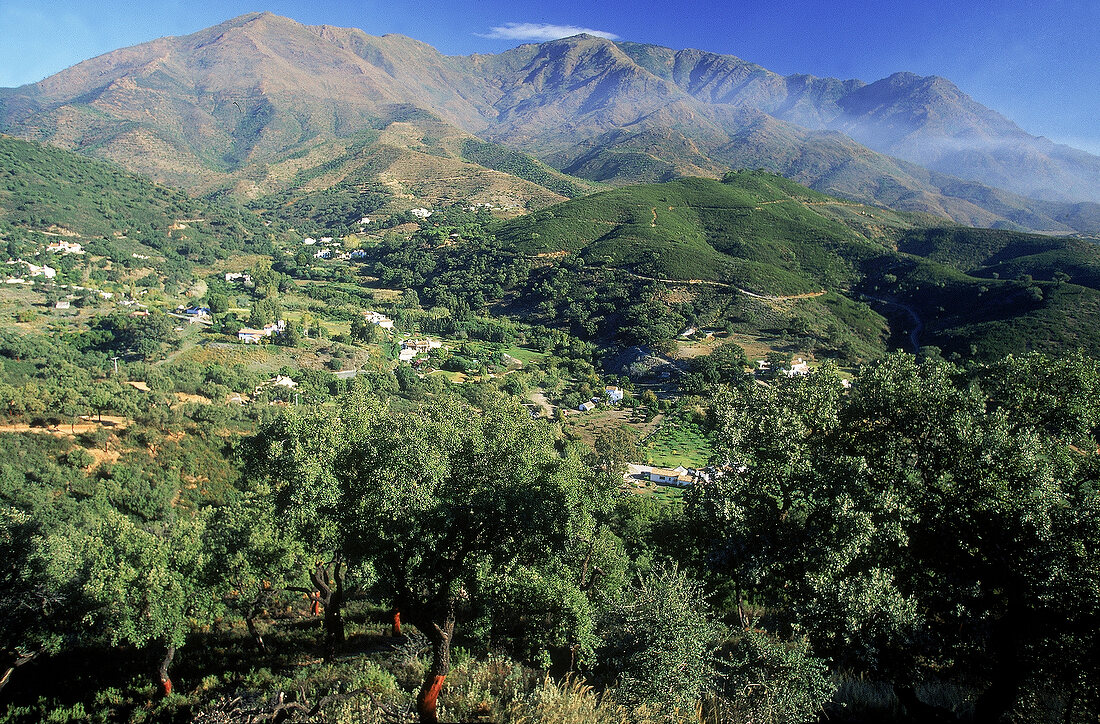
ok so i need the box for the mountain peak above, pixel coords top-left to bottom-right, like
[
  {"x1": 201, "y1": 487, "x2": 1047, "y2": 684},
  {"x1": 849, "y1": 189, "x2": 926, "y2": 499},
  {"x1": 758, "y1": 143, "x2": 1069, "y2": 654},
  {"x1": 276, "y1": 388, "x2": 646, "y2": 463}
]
[{"x1": 2, "y1": 13, "x2": 1099, "y2": 220}]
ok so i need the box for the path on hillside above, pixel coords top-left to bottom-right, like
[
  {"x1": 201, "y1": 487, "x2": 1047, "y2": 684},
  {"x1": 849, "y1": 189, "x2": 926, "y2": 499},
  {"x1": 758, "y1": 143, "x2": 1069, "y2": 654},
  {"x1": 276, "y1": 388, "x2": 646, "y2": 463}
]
[
  {"x1": 527, "y1": 390, "x2": 554, "y2": 417},
  {"x1": 753, "y1": 199, "x2": 868, "y2": 210},
  {"x1": 584, "y1": 264, "x2": 826, "y2": 301}
]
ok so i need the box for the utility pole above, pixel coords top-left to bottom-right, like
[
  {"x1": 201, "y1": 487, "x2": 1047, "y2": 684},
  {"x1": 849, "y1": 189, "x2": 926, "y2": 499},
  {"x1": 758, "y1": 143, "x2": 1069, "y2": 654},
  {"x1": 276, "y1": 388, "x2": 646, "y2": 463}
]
[{"x1": 111, "y1": 356, "x2": 119, "y2": 374}]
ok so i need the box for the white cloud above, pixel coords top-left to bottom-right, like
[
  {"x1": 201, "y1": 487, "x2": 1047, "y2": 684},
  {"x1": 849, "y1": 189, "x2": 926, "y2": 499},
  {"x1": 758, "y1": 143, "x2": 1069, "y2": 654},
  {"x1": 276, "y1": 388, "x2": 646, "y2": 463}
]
[{"x1": 479, "y1": 22, "x2": 619, "y2": 42}]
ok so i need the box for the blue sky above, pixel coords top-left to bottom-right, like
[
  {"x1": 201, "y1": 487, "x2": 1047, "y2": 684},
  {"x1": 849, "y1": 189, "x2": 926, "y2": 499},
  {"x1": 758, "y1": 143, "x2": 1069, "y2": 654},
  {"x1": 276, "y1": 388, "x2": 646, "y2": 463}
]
[{"x1": 2, "y1": 0, "x2": 1097, "y2": 153}]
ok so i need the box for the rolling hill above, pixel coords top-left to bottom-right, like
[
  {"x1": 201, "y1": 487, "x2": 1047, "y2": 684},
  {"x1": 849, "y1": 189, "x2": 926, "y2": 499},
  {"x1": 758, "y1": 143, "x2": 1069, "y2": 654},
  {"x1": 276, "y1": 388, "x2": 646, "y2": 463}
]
[
  {"x1": 489, "y1": 173, "x2": 1100, "y2": 359},
  {"x1": 0, "y1": 134, "x2": 274, "y2": 270}
]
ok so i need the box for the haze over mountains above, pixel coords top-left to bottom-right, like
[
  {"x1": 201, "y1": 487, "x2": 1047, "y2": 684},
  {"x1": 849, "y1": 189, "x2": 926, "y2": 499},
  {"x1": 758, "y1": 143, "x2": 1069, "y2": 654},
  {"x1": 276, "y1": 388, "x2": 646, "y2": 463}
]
[{"x1": 2, "y1": 11, "x2": 1098, "y2": 234}]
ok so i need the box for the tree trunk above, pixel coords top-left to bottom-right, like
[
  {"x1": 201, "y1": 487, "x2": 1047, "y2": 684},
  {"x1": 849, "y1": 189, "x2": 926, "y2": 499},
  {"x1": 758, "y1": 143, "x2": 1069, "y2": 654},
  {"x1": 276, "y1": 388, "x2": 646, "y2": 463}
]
[
  {"x1": 391, "y1": 607, "x2": 402, "y2": 636},
  {"x1": 310, "y1": 560, "x2": 346, "y2": 661},
  {"x1": 0, "y1": 649, "x2": 41, "y2": 695},
  {"x1": 247, "y1": 589, "x2": 270, "y2": 654},
  {"x1": 417, "y1": 604, "x2": 456, "y2": 724},
  {"x1": 973, "y1": 593, "x2": 1026, "y2": 724},
  {"x1": 246, "y1": 614, "x2": 267, "y2": 654},
  {"x1": 157, "y1": 644, "x2": 175, "y2": 697}
]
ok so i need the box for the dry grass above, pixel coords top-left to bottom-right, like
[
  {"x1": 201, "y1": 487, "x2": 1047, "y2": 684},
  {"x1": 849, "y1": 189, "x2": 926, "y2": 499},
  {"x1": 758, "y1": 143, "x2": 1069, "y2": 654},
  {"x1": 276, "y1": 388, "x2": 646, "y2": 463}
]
[{"x1": 506, "y1": 676, "x2": 687, "y2": 724}]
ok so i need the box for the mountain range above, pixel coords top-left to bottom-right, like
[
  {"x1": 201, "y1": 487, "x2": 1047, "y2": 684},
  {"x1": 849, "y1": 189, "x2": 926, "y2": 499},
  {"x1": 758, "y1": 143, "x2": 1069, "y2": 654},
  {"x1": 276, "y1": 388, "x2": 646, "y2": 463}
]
[{"x1": 2, "y1": 11, "x2": 1098, "y2": 235}]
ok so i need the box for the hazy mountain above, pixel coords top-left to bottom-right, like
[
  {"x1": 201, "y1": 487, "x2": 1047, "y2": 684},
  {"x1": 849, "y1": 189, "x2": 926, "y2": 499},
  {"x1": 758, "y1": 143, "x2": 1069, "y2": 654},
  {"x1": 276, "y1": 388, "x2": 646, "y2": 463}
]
[
  {"x1": 616, "y1": 44, "x2": 1100, "y2": 205},
  {"x1": 2, "y1": 12, "x2": 1098, "y2": 235}
]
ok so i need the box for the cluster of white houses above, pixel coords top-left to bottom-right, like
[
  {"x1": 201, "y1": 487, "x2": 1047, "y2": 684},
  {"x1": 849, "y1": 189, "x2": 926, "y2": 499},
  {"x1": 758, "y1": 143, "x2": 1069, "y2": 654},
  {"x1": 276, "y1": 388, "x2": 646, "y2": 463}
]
[
  {"x1": 755, "y1": 357, "x2": 811, "y2": 377},
  {"x1": 636, "y1": 464, "x2": 724, "y2": 489},
  {"x1": 5, "y1": 259, "x2": 57, "y2": 281},
  {"x1": 364, "y1": 310, "x2": 393, "y2": 329}
]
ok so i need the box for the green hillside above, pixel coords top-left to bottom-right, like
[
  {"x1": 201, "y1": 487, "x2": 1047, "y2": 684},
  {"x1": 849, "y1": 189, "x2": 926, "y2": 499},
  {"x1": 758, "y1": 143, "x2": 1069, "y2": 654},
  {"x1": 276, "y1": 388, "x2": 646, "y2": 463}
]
[
  {"x1": 498, "y1": 172, "x2": 889, "y2": 295},
  {"x1": 490, "y1": 172, "x2": 1100, "y2": 360},
  {"x1": 459, "y1": 138, "x2": 597, "y2": 199},
  {"x1": 898, "y1": 227, "x2": 1100, "y2": 289},
  {"x1": 0, "y1": 134, "x2": 274, "y2": 269}
]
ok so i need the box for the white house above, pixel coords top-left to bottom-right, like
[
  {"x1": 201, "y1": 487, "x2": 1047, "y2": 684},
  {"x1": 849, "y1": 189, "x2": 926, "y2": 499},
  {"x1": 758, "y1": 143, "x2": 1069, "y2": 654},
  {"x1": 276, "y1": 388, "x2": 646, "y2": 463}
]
[
  {"x1": 365, "y1": 311, "x2": 394, "y2": 329},
  {"x1": 255, "y1": 375, "x2": 297, "y2": 394},
  {"x1": 302, "y1": 237, "x2": 317, "y2": 246},
  {"x1": 785, "y1": 358, "x2": 810, "y2": 377},
  {"x1": 401, "y1": 338, "x2": 441, "y2": 354},
  {"x1": 238, "y1": 320, "x2": 285, "y2": 344},
  {"x1": 605, "y1": 386, "x2": 624, "y2": 403},
  {"x1": 237, "y1": 328, "x2": 266, "y2": 344},
  {"x1": 47, "y1": 240, "x2": 84, "y2": 254},
  {"x1": 578, "y1": 401, "x2": 596, "y2": 412},
  {"x1": 410, "y1": 208, "x2": 433, "y2": 219},
  {"x1": 645, "y1": 467, "x2": 693, "y2": 487},
  {"x1": 7, "y1": 259, "x2": 56, "y2": 279}
]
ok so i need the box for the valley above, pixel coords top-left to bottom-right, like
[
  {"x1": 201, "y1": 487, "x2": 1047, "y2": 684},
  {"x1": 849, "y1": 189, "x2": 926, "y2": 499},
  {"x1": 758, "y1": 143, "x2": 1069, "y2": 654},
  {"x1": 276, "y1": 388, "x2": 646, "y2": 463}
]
[{"x1": 1, "y1": 10, "x2": 1099, "y2": 724}]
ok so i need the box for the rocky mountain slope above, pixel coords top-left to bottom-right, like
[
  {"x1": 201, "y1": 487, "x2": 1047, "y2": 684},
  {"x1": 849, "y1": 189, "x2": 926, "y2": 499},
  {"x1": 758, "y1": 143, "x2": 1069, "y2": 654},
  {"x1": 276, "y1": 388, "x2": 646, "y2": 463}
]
[{"x1": 2, "y1": 12, "x2": 1097, "y2": 234}]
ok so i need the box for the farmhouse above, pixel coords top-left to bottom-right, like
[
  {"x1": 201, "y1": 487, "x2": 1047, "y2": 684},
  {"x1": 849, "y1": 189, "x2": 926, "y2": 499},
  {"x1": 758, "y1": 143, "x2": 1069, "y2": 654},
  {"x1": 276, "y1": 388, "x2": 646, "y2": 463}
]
[
  {"x1": 578, "y1": 401, "x2": 596, "y2": 412},
  {"x1": 605, "y1": 386, "x2": 624, "y2": 403},
  {"x1": 785, "y1": 358, "x2": 810, "y2": 377},
  {"x1": 238, "y1": 320, "x2": 285, "y2": 344},
  {"x1": 7, "y1": 259, "x2": 56, "y2": 279},
  {"x1": 255, "y1": 375, "x2": 297, "y2": 394},
  {"x1": 645, "y1": 467, "x2": 694, "y2": 487},
  {"x1": 365, "y1": 310, "x2": 394, "y2": 329},
  {"x1": 237, "y1": 328, "x2": 267, "y2": 344},
  {"x1": 46, "y1": 240, "x2": 84, "y2": 254},
  {"x1": 401, "y1": 338, "x2": 440, "y2": 354}
]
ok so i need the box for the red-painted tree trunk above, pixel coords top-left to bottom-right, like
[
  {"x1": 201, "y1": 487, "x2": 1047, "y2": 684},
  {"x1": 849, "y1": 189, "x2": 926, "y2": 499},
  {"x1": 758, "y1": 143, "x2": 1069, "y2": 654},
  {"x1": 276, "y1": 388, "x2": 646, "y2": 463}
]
[
  {"x1": 157, "y1": 645, "x2": 175, "y2": 697},
  {"x1": 391, "y1": 608, "x2": 402, "y2": 636},
  {"x1": 310, "y1": 561, "x2": 346, "y2": 661},
  {"x1": 416, "y1": 605, "x2": 456, "y2": 724}
]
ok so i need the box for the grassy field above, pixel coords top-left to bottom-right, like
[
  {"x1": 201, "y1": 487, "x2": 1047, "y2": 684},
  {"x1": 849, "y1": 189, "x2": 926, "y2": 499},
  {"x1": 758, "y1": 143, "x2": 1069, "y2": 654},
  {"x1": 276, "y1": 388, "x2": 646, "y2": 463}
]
[{"x1": 643, "y1": 417, "x2": 712, "y2": 469}]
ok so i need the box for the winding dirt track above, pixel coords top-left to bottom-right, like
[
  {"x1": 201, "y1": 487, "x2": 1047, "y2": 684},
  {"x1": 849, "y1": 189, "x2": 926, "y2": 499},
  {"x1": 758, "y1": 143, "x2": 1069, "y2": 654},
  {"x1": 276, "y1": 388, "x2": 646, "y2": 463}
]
[{"x1": 584, "y1": 264, "x2": 826, "y2": 301}]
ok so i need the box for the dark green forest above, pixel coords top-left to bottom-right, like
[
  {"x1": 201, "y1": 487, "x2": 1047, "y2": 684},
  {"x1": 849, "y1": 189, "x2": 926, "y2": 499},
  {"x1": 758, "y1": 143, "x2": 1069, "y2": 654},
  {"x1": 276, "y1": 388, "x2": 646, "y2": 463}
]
[{"x1": 4, "y1": 344, "x2": 1099, "y2": 723}]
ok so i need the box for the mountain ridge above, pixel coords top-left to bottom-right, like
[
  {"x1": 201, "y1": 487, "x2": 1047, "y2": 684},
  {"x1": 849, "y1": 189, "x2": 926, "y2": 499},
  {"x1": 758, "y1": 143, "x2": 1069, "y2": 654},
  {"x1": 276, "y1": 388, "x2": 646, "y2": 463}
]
[{"x1": 2, "y1": 12, "x2": 1098, "y2": 234}]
